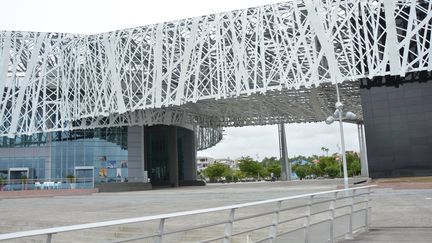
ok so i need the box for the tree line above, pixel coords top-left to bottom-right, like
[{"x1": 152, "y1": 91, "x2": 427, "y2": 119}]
[{"x1": 200, "y1": 152, "x2": 361, "y2": 182}]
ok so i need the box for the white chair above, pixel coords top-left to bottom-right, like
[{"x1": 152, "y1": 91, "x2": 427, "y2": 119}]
[
  {"x1": 47, "y1": 181, "x2": 54, "y2": 189},
  {"x1": 55, "y1": 182, "x2": 62, "y2": 189},
  {"x1": 35, "y1": 182, "x2": 42, "y2": 190}
]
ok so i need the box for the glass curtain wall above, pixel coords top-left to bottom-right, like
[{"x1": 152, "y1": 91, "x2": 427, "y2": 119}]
[
  {"x1": 51, "y1": 127, "x2": 128, "y2": 182},
  {"x1": 0, "y1": 127, "x2": 128, "y2": 182}
]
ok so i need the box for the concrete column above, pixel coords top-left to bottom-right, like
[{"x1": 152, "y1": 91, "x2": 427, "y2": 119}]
[
  {"x1": 45, "y1": 132, "x2": 52, "y2": 180},
  {"x1": 168, "y1": 126, "x2": 179, "y2": 187},
  {"x1": 278, "y1": 123, "x2": 291, "y2": 181},
  {"x1": 127, "y1": 126, "x2": 145, "y2": 182}
]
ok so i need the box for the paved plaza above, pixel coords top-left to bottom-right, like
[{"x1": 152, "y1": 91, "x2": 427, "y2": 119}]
[{"x1": 0, "y1": 180, "x2": 431, "y2": 242}]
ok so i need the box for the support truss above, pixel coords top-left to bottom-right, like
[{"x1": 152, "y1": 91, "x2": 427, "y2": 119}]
[{"x1": 1, "y1": 0, "x2": 432, "y2": 149}]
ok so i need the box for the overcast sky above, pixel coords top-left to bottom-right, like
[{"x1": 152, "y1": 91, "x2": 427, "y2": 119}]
[
  {"x1": 198, "y1": 123, "x2": 360, "y2": 160},
  {"x1": 0, "y1": 0, "x2": 362, "y2": 160}
]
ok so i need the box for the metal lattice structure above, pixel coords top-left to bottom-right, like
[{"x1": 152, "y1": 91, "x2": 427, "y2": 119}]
[{"x1": 1, "y1": 0, "x2": 432, "y2": 149}]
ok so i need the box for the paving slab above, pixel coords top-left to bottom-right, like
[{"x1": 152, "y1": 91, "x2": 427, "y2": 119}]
[
  {"x1": 1, "y1": 180, "x2": 431, "y2": 242},
  {"x1": 339, "y1": 228, "x2": 432, "y2": 243}
]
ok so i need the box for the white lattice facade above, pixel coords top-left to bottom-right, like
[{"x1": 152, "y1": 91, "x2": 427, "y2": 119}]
[{"x1": 0, "y1": 0, "x2": 432, "y2": 149}]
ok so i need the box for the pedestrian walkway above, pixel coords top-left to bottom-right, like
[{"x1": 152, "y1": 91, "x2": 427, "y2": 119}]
[
  {"x1": 338, "y1": 179, "x2": 432, "y2": 243},
  {"x1": 1, "y1": 180, "x2": 431, "y2": 242},
  {"x1": 0, "y1": 188, "x2": 98, "y2": 199}
]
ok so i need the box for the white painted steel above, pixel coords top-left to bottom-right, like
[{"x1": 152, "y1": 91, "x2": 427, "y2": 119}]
[
  {"x1": 0, "y1": 185, "x2": 375, "y2": 242},
  {"x1": 0, "y1": 0, "x2": 431, "y2": 147}
]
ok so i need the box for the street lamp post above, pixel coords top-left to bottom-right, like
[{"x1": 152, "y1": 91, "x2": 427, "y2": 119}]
[
  {"x1": 325, "y1": 83, "x2": 356, "y2": 191},
  {"x1": 336, "y1": 143, "x2": 342, "y2": 177}
]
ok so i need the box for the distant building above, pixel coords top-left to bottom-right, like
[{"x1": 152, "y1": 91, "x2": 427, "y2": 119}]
[
  {"x1": 196, "y1": 157, "x2": 238, "y2": 172},
  {"x1": 196, "y1": 156, "x2": 215, "y2": 171},
  {"x1": 216, "y1": 158, "x2": 238, "y2": 170}
]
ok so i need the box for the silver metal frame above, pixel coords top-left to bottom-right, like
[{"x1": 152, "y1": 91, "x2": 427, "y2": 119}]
[
  {"x1": 0, "y1": 0, "x2": 430, "y2": 143},
  {"x1": 0, "y1": 185, "x2": 375, "y2": 242}
]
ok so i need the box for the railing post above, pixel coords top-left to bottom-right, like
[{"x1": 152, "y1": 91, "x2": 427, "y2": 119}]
[
  {"x1": 154, "y1": 218, "x2": 166, "y2": 243},
  {"x1": 365, "y1": 187, "x2": 371, "y2": 232},
  {"x1": 304, "y1": 195, "x2": 314, "y2": 243},
  {"x1": 345, "y1": 189, "x2": 355, "y2": 239},
  {"x1": 46, "y1": 233, "x2": 52, "y2": 243},
  {"x1": 328, "y1": 192, "x2": 337, "y2": 243},
  {"x1": 268, "y1": 201, "x2": 282, "y2": 242},
  {"x1": 223, "y1": 208, "x2": 236, "y2": 243}
]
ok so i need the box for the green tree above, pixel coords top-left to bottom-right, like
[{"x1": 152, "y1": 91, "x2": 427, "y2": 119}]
[
  {"x1": 261, "y1": 157, "x2": 280, "y2": 167},
  {"x1": 321, "y1": 147, "x2": 330, "y2": 157},
  {"x1": 349, "y1": 160, "x2": 361, "y2": 176},
  {"x1": 204, "y1": 163, "x2": 229, "y2": 182},
  {"x1": 316, "y1": 156, "x2": 337, "y2": 177},
  {"x1": 293, "y1": 164, "x2": 308, "y2": 180},
  {"x1": 267, "y1": 164, "x2": 282, "y2": 178},
  {"x1": 238, "y1": 156, "x2": 263, "y2": 178},
  {"x1": 325, "y1": 164, "x2": 340, "y2": 178},
  {"x1": 346, "y1": 152, "x2": 361, "y2": 176}
]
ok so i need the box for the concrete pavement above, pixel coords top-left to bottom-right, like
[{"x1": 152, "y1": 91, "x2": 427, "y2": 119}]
[
  {"x1": 338, "y1": 187, "x2": 432, "y2": 243},
  {"x1": 0, "y1": 179, "x2": 431, "y2": 242}
]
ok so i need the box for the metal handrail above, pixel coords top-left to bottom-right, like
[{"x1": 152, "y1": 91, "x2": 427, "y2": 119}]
[{"x1": 0, "y1": 185, "x2": 375, "y2": 242}]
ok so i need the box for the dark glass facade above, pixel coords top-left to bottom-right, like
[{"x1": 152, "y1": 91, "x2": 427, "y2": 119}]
[
  {"x1": 145, "y1": 126, "x2": 170, "y2": 182},
  {"x1": 360, "y1": 76, "x2": 432, "y2": 178},
  {"x1": 144, "y1": 125, "x2": 196, "y2": 184}
]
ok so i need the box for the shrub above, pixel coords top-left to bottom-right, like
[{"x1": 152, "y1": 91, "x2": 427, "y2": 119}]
[
  {"x1": 238, "y1": 157, "x2": 263, "y2": 179},
  {"x1": 325, "y1": 164, "x2": 340, "y2": 178},
  {"x1": 204, "y1": 163, "x2": 229, "y2": 182},
  {"x1": 66, "y1": 174, "x2": 76, "y2": 183}
]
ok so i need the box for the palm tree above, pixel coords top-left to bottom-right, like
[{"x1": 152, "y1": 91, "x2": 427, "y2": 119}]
[{"x1": 321, "y1": 147, "x2": 330, "y2": 157}]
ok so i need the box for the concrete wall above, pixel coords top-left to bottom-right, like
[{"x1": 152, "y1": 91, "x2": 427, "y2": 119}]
[{"x1": 361, "y1": 80, "x2": 432, "y2": 178}]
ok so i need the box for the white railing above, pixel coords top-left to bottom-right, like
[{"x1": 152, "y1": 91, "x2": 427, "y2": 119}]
[{"x1": 0, "y1": 185, "x2": 375, "y2": 243}]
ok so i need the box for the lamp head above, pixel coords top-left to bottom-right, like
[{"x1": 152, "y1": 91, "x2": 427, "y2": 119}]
[
  {"x1": 345, "y1": 111, "x2": 357, "y2": 120},
  {"x1": 333, "y1": 109, "x2": 340, "y2": 117},
  {"x1": 325, "y1": 116, "x2": 335, "y2": 125},
  {"x1": 335, "y1": 101, "x2": 343, "y2": 110}
]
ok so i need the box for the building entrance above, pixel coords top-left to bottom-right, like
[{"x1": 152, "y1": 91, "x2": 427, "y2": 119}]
[
  {"x1": 8, "y1": 168, "x2": 30, "y2": 180},
  {"x1": 74, "y1": 166, "x2": 95, "y2": 188}
]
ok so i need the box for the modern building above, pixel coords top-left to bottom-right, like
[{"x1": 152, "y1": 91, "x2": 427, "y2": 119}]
[
  {"x1": 0, "y1": 0, "x2": 431, "y2": 188},
  {"x1": 218, "y1": 159, "x2": 238, "y2": 171},
  {"x1": 196, "y1": 157, "x2": 238, "y2": 172},
  {"x1": 360, "y1": 73, "x2": 432, "y2": 178},
  {"x1": 0, "y1": 124, "x2": 214, "y2": 188},
  {"x1": 196, "y1": 156, "x2": 215, "y2": 172}
]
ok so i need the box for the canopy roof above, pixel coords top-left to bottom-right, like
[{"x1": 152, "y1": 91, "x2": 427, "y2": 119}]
[{"x1": 0, "y1": 0, "x2": 431, "y2": 149}]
